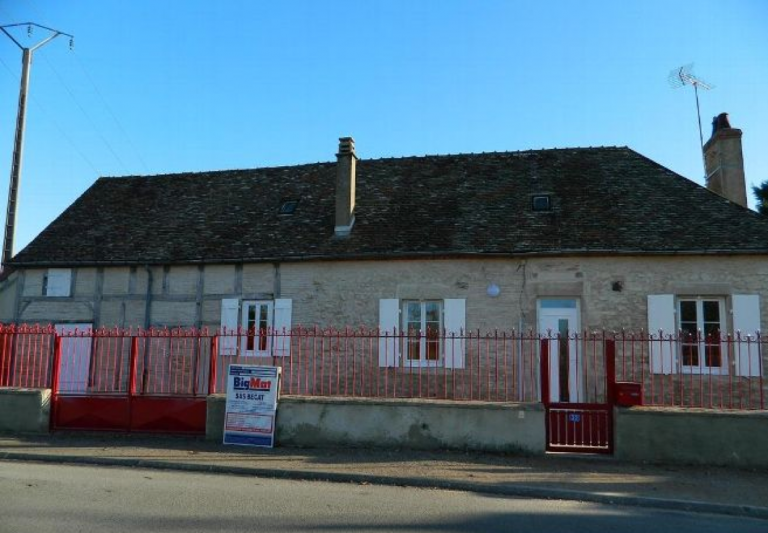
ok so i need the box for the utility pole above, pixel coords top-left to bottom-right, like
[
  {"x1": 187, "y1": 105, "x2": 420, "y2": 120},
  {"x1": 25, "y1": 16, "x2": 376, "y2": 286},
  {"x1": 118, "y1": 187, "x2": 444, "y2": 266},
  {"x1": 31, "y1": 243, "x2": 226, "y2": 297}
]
[{"x1": 0, "y1": 23, "x2": 73, "y2": 271}]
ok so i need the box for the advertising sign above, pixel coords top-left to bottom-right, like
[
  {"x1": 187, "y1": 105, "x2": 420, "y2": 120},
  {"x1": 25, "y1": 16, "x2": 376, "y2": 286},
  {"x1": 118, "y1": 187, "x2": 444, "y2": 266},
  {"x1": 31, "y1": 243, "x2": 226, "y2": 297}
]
[{"x1": 223, "y1": 365, "x2": 281, "y2": 447}]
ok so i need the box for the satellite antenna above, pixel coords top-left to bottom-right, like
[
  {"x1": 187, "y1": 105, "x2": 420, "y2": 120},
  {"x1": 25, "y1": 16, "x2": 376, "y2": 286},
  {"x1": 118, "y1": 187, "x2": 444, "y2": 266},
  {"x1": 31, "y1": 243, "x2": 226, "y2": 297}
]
[{"x1": 669, "y1": 64, "x2": 713, "y2": 175}]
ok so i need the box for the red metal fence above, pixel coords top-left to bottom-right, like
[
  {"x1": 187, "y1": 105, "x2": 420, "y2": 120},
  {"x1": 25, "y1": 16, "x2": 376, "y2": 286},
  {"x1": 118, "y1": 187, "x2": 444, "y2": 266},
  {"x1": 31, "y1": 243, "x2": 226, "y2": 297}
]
[
  {"x1": 215, "y1": 327, "x2": 540, "y2": 402},
  {"x1": 615, "y1": 331, "x2": 764, "y2": 410},
  {"x1": 0, "y1": 324, "x2": 765, "y2": 410}
]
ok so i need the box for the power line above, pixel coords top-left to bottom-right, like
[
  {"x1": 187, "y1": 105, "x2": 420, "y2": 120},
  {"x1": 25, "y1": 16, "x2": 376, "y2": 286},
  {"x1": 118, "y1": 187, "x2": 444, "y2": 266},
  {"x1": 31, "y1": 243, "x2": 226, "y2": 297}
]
[
  {"x1": 1, "y1": 22, "x2": 75, "y2": 268},
  {"x1": 39, "y1": 52, "x2": 130, "y2": 174},
  {"x1": 71, "y1": 51, "x2": 151, "y2": 174},
  {"x1": 21, "y1": 0, "x2": 150, "y2": 174},
  {"x1": 1, "y1": 40, "x2": 102, "y2": 177},
  {"x1": 0, "y1": 55, "x2": 102, "y2": 177}
]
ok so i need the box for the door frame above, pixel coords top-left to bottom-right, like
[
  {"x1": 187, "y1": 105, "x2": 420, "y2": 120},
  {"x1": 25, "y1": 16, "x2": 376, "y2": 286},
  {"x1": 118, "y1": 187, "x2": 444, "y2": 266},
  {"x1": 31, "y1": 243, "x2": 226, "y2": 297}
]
[{"x1": 537, "y1": 299, "x2": 581, "y2": 403}]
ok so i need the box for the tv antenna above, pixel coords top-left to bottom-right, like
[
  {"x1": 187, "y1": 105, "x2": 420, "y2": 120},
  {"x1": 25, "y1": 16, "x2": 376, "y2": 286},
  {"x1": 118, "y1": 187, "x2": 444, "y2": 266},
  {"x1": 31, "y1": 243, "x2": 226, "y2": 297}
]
[
  {"x1": 0, "y1": 23, "x2": 74, "y2": 271},
  {"x1": 668, "y1": 64, "x2": 713, "y2": 176}
]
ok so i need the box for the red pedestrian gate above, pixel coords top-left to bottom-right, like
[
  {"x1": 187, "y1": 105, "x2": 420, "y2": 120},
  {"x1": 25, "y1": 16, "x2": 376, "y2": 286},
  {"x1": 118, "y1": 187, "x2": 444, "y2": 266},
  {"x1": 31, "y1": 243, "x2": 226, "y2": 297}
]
[
  {"x1": 51, "y1": 331, "x2": 218, "y2": 434},
  {"x1": 540, "y1": 338, "x2": 615, "y2": 454}
]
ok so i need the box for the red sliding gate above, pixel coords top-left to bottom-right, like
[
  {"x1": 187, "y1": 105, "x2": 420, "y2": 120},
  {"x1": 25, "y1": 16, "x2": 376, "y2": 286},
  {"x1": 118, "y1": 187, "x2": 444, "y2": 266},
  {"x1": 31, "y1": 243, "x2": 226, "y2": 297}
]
[
  {"x1": 51, "y1": 330, "x2": 217, "y2": 434},
  {"x1": 541, "y1": 337, "x2": 615, "y2": 454}
]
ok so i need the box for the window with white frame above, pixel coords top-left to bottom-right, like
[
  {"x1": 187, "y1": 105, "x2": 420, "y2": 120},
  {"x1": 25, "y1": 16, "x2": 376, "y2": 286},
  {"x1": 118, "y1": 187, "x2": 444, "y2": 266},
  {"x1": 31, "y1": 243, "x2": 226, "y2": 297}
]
[
  {"x1": 242, "y1": 300, "x2": 274, "y2": 357},
  {"x1": 648, "y1": 294, "x2": 762, "y2": 377},
  {"x1": 403, "y1": 300, "x2": 442, "y2": 365},
  {"x1": 678, "y1": 298, "x2": 726, "y2": 373},
  {"x1": 219, "y1": 298, "x2": 292, "y2": 357},
  {"x1": 378, "y1": 298, "x2": 466, "y2": 369}
]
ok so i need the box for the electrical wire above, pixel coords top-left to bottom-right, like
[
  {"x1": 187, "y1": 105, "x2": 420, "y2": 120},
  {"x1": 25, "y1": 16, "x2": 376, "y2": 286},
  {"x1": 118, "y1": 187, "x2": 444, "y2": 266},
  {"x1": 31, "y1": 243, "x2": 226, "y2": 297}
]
[
  {"x1": 39, "y1": 52, "x2": 130, "y2": 173},
  {"x1": 22, "y1": 0, "x2": 150, "y2": 174},
  {"x1": 71, "y1": 51, "x2": 151, "y2": 174},
  {"x1": 0, "y1": 52, "x2": 102, "y2": 176}
]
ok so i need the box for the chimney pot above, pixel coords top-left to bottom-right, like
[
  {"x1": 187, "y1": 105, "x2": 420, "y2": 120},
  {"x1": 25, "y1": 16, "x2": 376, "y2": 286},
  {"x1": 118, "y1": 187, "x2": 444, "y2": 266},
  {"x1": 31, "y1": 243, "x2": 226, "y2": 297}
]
[
  {"x1": 338, "y1": 137, "x2": 355, "y2": 155},
  {"x1": 335, "y1": 136, "x2": 357, "y2": 236},
  {"x1": 711, "y1": 112, "x2": 732, "y2": 136}
]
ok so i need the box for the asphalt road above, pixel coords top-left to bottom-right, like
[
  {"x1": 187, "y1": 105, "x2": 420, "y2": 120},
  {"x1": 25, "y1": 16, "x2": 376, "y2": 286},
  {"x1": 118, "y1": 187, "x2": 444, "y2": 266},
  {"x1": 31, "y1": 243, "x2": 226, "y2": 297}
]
[{"x1": 0, "y1": 461, "x2": 765, "y2": 533}]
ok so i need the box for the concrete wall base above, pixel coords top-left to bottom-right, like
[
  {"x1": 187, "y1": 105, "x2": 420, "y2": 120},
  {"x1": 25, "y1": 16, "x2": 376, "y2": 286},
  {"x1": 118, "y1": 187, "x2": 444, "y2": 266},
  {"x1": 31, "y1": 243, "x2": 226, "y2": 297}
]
[
  {"x1": 0, "y1": 388, "x2": 51, "y2": 434},
  {"x1": 615, "y1": 406, "x2": 768, "y2": 468},
  {"x1": 208, "y1": 395, "x2": 545, "y2": 454}
]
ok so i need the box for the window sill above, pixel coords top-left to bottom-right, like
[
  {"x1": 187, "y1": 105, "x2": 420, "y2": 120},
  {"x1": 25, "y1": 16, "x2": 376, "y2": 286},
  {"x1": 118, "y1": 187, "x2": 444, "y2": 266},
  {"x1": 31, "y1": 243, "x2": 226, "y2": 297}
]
[
  {"x1": 401, "y1": 360, "x2": 443, "y2": 370},
  {"x1": 680, "y1": 367, "x2": 729, "y2": 376}
]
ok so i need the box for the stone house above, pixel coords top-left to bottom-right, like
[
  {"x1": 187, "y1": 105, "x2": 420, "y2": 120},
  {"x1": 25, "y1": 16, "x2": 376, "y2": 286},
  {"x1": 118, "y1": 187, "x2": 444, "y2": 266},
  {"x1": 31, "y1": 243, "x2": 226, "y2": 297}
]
[{"x1": 0, "y1": 115, "x2": 766, "y2": 402}]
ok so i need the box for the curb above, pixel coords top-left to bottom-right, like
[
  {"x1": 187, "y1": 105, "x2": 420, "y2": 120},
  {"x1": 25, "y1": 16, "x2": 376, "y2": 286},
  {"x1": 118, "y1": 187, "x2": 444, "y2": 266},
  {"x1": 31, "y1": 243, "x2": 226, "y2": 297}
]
[{"x1": 2, "y1": 451, "x2": 767, "y2": 521}]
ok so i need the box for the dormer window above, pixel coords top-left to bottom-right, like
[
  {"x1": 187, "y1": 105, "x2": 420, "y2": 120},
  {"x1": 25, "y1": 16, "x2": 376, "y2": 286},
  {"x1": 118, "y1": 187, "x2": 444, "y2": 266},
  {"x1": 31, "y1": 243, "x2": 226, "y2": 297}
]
[
  {"x1": 532, "y1": 195, "x2": 552, "y2": 212},
  {"x1": 279, "y1": 200, "x2": 298, "y2": 215}
]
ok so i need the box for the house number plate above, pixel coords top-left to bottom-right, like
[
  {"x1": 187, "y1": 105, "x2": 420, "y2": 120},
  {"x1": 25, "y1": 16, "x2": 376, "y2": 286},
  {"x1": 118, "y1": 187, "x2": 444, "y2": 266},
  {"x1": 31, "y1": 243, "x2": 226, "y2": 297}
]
[{"x1": 568, "y1": 413, "x2": 581, "y2": 423}]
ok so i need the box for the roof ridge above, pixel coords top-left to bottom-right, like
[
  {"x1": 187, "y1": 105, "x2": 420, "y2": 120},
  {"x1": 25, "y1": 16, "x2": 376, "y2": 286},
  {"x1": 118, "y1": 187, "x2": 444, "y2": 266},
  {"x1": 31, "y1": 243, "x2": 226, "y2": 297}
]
[
  {"x1": 101, "y1": 160, "x2": 336, "y2": 181},
  {"x1": 100, "y1": 146, "x2": 632, "y2": 180},
  {"x1": 361, "y1": 146, "x2": 630, "y2": 163}
]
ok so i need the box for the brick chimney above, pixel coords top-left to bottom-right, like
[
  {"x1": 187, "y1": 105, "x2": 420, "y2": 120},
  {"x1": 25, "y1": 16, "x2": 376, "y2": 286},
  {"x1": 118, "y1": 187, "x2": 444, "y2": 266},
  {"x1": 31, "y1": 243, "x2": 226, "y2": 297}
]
[
  {"x1": 335, "y1": 137, "x2": 357, "y2": 236},
  {"x1": 703, "y1": 113, "x2": 747, "y2": 207}
]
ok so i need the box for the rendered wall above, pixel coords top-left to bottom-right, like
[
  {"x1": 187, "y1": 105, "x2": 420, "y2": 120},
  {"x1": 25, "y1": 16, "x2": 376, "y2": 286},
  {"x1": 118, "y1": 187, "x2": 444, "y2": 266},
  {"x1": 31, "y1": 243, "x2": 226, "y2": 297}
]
[
  {"x1": 4, "y1": 256, "x2": 767, "y2": 331},
  {"x1": 0, "y1": 388, "x2": 50, "y2": 433},
  {"x1": 2, "y1": 256, "x2": 766, "y2": 404},
  {"x1": 615, "y1": 407, "x2": 768, "y2": 468},
  {"x1": 207, "y1": 394, "x2": 545, "y2": 454}
]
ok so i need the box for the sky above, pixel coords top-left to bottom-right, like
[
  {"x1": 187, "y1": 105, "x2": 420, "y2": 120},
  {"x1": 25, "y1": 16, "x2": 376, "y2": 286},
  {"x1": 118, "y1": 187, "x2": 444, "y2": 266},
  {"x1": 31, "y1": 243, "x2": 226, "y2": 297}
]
[{"x1": 0, "y1": 0, "x2": 767, "y2": 253}]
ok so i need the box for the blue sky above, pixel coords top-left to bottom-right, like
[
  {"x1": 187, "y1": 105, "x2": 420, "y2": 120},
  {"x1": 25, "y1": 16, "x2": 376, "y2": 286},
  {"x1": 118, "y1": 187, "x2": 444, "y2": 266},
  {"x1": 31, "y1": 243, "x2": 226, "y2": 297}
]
[{"x1": 0, "y1": 0, "x2": 767, "y2": 252}]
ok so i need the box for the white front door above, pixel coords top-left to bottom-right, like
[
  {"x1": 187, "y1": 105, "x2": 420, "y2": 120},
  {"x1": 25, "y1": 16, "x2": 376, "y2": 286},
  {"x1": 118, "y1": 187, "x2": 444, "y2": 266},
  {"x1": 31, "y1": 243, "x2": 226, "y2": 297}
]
[
  {"x1": 538, "y1": 300, "x2": 581, "y2": 403},
  {"x1": 55, "y1": 323, "x2": 93, "y2": 393},
  {"x1": 241, "y1": 301, "x2": 274, "y2": 357}
]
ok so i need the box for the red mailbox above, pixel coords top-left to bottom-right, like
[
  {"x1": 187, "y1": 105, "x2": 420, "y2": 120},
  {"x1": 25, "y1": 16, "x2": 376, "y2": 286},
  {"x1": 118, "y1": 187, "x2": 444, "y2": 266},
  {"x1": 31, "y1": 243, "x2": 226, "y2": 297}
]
[{"x1": 614, "y1": 382, "x2": 643, "y2": 406}]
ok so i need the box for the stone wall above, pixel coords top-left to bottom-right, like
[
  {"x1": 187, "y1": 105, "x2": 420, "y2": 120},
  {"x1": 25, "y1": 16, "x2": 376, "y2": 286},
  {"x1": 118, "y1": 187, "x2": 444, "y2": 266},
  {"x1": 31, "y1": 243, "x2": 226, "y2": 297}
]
[
  {"x1": 4, "y1": 255, "x2": 767, "y2": 332},
  {"x1": 0, "y1": 388, "x2": 51, "y2": 433},
  {"x1": 207, "y1": 394, "x2": 545, "y2": 454},
  {"x1": 1, "y1": 256, "x2": 765, "y2": 402},
  {"x1": 615, "y1": 406, "x2": 768, "y2": 468}
]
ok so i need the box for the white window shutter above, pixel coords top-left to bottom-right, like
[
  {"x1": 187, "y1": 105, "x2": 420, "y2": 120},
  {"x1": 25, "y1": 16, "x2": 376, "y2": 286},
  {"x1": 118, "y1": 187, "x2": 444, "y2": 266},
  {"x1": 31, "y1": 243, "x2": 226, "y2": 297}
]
[
  {"x1": 46, "y1": 268, "x2": 72, "y2": 297},
  {"x1": 273, "y1": 298, "x2": 293, "y2": 357},
  {"x1": 443, "y1": 298, "x2": 466, "y2": 369},
  {"x1": 648, "y1": 294, "x2": 676, "y2": 374},
  {"x1": 732, "y1": 294, "x2": 762, "y2": 377},
  {"x1": 378, "y1": 299, "x2": 400, "y2": 367},
  {"x1": 219, "y1": 298, "x2": 239, "y2": 356}
]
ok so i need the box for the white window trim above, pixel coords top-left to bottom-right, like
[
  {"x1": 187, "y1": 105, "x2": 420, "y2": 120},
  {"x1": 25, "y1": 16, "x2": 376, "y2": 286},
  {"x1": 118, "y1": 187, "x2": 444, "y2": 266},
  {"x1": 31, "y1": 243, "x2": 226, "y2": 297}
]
[
  {"x1": 220, "y1": 298, "x2": 292, "y2": 358},
  {"x1": 241, "y1": 300, "x2": 274, "y2": 357},
  {"x1": 402, "y1": 300, "x2": 444, "y2": 368},
  {"x1": 678, "y1": 297, "x2": 728, "y2": 376}
]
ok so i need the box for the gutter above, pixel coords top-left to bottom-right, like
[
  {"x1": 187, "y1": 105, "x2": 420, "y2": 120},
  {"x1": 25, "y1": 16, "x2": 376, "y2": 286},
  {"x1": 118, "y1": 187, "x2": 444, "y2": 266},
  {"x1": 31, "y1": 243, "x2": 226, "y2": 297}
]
[{"x1": 7, "y1": 247, "x2": 768, "y2": 269}]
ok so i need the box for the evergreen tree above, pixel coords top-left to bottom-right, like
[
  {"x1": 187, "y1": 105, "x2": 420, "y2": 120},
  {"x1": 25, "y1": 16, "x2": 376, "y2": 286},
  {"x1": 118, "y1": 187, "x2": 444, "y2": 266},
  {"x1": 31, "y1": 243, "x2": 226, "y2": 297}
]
[{"x1": 754, "y1": 180, "x2": 768, "y2": 215}]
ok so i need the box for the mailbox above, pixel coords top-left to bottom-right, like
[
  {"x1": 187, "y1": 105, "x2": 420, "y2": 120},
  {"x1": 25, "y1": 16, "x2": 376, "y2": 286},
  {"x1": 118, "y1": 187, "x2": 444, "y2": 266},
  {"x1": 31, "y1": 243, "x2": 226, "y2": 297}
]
[{"x1": 614, "y1": 382, "x2": 643, "y2": 406}]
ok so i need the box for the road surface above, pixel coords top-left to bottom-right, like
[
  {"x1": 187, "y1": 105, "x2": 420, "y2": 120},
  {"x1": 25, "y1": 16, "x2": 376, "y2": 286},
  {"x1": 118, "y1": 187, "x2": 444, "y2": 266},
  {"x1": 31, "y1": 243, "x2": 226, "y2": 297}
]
[{"x1": 0, "y1": 460, "x2": 764, "y2": 532}]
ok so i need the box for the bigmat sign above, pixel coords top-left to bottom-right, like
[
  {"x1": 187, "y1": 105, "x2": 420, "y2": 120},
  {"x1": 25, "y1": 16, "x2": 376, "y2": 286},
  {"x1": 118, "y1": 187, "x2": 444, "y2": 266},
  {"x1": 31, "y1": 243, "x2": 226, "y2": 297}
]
[{"x1": 223, "y1": 365, "x2": 281, "y2": 447}]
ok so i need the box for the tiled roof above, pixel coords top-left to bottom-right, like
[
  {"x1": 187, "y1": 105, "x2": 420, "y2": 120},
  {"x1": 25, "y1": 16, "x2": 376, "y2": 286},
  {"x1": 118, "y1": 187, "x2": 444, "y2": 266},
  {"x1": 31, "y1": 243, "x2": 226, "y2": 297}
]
[{"x1": 11, "y1": 147, "x2": 768, "y2": 266}]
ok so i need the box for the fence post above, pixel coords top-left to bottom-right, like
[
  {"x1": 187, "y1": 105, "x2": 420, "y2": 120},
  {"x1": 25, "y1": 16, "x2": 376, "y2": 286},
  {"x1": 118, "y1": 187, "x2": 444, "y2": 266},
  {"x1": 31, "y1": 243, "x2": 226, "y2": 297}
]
[
  {"x1": 208, "y1": 336, "x2": 219, "y2": 395},
  {"x1": 605, "y1": 338, "x2": 616, "y2": 405},
  {"x1": 540, "y1": 338, "x2": 550, "y2": 405},
  {"x1": 128, "y1": 337, "x2": 139, "y2": 395},
  {"x1": 48, "y1": 334, "x2": 63, "y2": 431},
  {"x1": 127, "y1": 336, "x2": 139, "y2": 432},
  {"x1": 6, "y1": 327, "x2": 17, "y2": 387}
]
